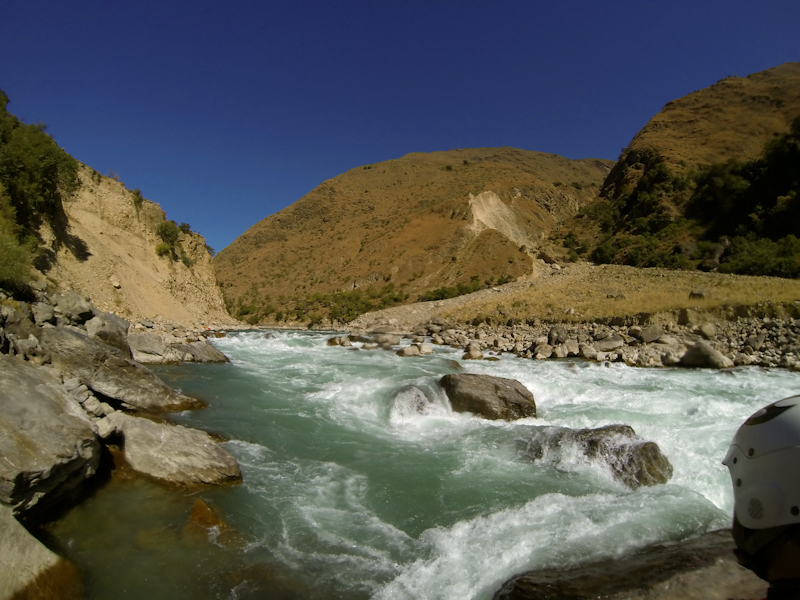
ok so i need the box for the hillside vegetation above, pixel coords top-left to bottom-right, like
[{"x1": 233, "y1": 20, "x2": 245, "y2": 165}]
[
  {"x1": 0, "y1": 89, "x2": 79, "y2": 291},
  {"x1": 214, "y1": 148, "x2": 613, "y2": 324},
  {"x1": 555, "y1": 62, "x2": 800, "y2": 277},
  {"x1": 0, "y1": 89, "x2": 233, "y2": 327}
]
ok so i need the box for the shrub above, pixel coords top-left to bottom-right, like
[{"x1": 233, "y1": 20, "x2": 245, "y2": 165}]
[
  {"x1": 0, "y1": 90, "x2": 80, "y2": 234},
  {"x1": 155, "y1": 243, "x2": 172, "y2": 257},
  {"x1": 131, "y1": 189, "x2": 144, "y2": 211},
  {"x1": 156, "y1": 220, "x2": 180, "y2": 246},
  {"x1": 178, "y1": 222, "x2": 191, "y2": 234},
  {"x1": 180, "y1": 252, "x2": 195, "y2": 268}
]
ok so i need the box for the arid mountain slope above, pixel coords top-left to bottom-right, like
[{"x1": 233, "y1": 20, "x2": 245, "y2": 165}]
[
  {"x1": 214, "y1": 148, "x2": 613, "y2": 318},
  {"x1": 40, "y1": 166, "x2": 235, "y2": 328},
  {"x1": 603, "y1": 62, "x2": 800, "y2": 199}
]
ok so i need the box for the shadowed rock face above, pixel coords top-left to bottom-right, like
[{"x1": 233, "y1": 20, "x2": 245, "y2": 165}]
[
  {"x1": 440, "y1": 373, "x2": 536, "y2": 420},
  {"x1": 0, "y1": 505, "x2": 84, "y2": 600},
  {"x1": 0, "y1": 356, "x2": 100, "y2": 516},
  {"x1": 38, "y1": 327, "x2": 203, "y2": 412},
  {"x1": 493, "y1": 529, "x2": 765, "y2": 600},
  {"x1": 521, "y1": 424, "x2": 673, "y2": 489}
]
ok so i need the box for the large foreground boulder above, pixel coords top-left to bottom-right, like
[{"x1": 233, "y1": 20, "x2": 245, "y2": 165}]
[
  {"x1": 0, "y1": 505, "x2": 83, "y2": 600},
  {"x1": 521, "y1": 424, "x2": 673, "y2": 489},
  {"x1": 128, "y1": 331, "x2": 229, "y2": 364},
  {"x1": 38, "y1": 328, "x2": 203, "y2": 412},
  {"x1": 440, "y1": 374, "x2": 536, "y2": 420},
  {"x1": 99, "y1": 412, "x2": 242, "y2": 486},
  {"x1": 493, "y1": 529, "x2": 765, "y2": 600},
  {"x1": 0, "y1": 356, "x2": 101, "y2": 516}
]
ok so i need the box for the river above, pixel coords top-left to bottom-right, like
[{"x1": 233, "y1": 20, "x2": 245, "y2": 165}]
[{"x1": 47, "y1": 330, "x2": 800, "y2": 599}]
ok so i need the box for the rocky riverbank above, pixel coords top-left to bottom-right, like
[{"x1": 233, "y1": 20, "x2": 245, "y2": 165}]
[
  {"x1": 0, "y1": 287, "x2": 239, "y2": 599},
  {"x1": 345, "y1": 310, "x2": 800, "y2": 371}
]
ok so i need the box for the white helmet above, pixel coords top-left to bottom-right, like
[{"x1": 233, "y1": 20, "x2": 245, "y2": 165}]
[{"x1": 723, "y1": 395, "x2": 800, "y2": 531}]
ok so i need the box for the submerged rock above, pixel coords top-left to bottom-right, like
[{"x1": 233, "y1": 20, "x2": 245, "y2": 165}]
[
  {"x1": 101, "y1": 412, "x2": 242, "y2": 486},
  {"x1": 439, "y1": 373, "x2": 536, "y2": 420},
  {"x1": 39, "y1": 327, "x2": 203, "y2": 412},
  {"x1": 493, "y1": 529, "x2": 764, "y2": 600},
  {"x1": 521, "y1": 424, "x2": 673, "y2": 489},
  {"x1": 0, "y1": 356, "x2": 101, "y2": 516}
]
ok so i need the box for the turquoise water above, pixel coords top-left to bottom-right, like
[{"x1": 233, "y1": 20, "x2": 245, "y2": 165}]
[{"x1": 49, "y1": 330, "x2": 800, "y2": 599}]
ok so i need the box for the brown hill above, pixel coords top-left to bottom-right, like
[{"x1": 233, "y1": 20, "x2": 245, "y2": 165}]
[
  {"x1": 40, "y1": 165, "x2": 235, "y2": 328},
  {"x1": 213, "y1": 148, "x2": 613, "y2": 322},
  {"x1": 602, "y1": 62, "x2": 800, "y2": 200}
]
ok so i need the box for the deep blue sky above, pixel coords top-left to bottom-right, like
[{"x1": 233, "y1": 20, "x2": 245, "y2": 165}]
[{"x1": 1, "y1": 1, "x2": 798, "y2": 253}]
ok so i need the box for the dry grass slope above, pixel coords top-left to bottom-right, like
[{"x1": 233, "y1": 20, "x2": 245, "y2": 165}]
[{"x1": 214, "y1": 148, "x2": 613, "y2": 320}]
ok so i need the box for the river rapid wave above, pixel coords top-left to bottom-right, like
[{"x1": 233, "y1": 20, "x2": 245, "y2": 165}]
[{"x1": 50, "y1": 330, "x2": 800, "y2": 600}]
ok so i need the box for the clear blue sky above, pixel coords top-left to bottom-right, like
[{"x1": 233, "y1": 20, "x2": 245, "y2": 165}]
[{"x1": 1, "y1": 0, "x2": 798, "y2": 253}]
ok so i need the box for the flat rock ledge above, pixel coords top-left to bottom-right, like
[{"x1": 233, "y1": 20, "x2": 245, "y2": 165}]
[
  {"x1": 493, "y1": 529, "x2": 766, "y2": 600},
  {"x1": 440, "y1": 373, "x2": 536, "y2": 420},
  {"x1": 99, "y1": 412, "x2": 242, "y2": 486}
]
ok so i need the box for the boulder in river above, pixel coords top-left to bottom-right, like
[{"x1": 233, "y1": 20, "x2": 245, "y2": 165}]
[
  {"x1": 39, "y1": 327, "x2": 203, "y2": 412},
  {"x1": 521, "y1": 424, "x2": 673, "y2": 489},
  {"x1": 439, "y1": 373, "x2": 536, "y2": 420},
  {"x1": 492, "y1": 529, "x2": 764, "y2": 600},
  {"x1": 100, "y1": 412, "x2": 242, "y2": 486},
  {"x1": 0, "y1": 356, "x2": 101, "y2": 517}
]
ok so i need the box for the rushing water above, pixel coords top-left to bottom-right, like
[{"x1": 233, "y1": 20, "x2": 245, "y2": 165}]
[{"x1": 48, "y1": 330, "x2": 800, "y2": 599}]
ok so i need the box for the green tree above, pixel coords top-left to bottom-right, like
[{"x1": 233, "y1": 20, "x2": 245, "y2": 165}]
[{"x1": 0, "y1": 89, "x2": 79, "y2": 235}]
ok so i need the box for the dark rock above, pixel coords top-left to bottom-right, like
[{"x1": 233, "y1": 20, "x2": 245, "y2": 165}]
[
  {"x1": 373, "y1": 333, "x2": 401, "y2": 346},
  {"x1": 167, "y1": 342, "x2": 229, "y2": 363},
  {"x1": 521, "y1": 424, "x2": 673, "y2": 489},
  {"x1": 31, "y1": 302, "x2": 55, "y2": 325},
  {"x1": 85, "y1": 312, "x2": 131, "y2": 356},
  {"x1": 548, "y1": 326, "x2": 568, "y2": 346},
  {"x1": 689, "y1": 289, "x2": 712, "y2": 300},
  {"x1": 636, "y1": 324, "x2": 663, "y2": 344},
  {"x1": 0, "y1": 356, "x2": 101, "y2": 516},
  {"x1": 38, "y1": 328, "x2": 203, "y2": 412},
  {"x1": 493, "y1": 529, "x2": 764, "y2": 600},
  {"x1": 593, "y1": 334, "x2": 625, "y2": 352},
  {"x1": 679, "y1": 341, "x2": 734, "y2": 369},
  {"x1": 440, "y1": 373, "x2": 536, "y2": 420},
  {"x1": 100, "y1": 412, "x2": 241, "y2": 485},
  {"x1": 697, "y1": 323, "x2": 717, "y2": 340},
  {"x1": 745, "y1": 331, "x2": 767, "y2": 351},
  {"x1": 54, "y1": 291, "x2": 94, "y2": 325}
]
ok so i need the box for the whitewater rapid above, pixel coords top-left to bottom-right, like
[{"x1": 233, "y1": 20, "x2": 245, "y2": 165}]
[{"x1": 52, "y1": 330, "x2": 800, "y2": 600}]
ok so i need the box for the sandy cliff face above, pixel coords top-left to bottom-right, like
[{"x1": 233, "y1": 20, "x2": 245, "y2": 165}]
[{"x1": 40, "y1": 166, "x2": 235, "y2": 328}]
